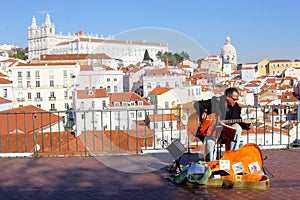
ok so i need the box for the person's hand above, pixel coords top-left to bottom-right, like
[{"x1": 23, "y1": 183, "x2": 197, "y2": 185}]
[
  {"x1": 240, "y1": 122, "x2": 251, "y2": 130},
  {"x1": 201, "y1": 111, "x2": 207, "y2": 120}
]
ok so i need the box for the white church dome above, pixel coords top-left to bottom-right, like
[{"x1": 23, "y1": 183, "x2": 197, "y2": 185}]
[{"x1": 221, "y1": 36, "x2": 236, "y2": 55}]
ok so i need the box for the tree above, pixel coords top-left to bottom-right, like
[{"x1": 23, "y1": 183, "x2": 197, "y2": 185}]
[
  {"x1": 180, "y1": 51, "x2": 190, "y2": 61},
  {"x1": 143, "y1": 49, "x2": 152, "y2": 61},
  {"x1": 12, "y1": 48, "x2": 28, "y2": 60},
  {"x1": 173, "y1": 53, "x2": 184, "y2": 64}
]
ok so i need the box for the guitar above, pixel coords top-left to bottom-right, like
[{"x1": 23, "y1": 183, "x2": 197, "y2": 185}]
[{"x1": 188, "y1": 112, "x2": 252, "y2": 143}]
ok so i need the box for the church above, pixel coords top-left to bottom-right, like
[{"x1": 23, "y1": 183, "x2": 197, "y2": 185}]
[
  {"x1": 27, "y1": 14, "x2": 168, "y2": 66},
  {"x1": 220, "y1": 36, "x2": 237, "y2": 74}
]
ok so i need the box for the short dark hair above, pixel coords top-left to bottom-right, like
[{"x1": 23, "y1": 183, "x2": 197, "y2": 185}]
[{"x1": 225, "y1": 87, "x2": 239, "y2": 97}]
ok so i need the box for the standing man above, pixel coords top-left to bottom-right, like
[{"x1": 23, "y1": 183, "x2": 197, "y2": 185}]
[{"x1": 193, "y1": 87, "x2": 250, "y2": 161}]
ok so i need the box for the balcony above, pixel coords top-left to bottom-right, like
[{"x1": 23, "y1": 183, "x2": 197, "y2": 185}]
[
  {"x1": 34, "y1": 97, "x2": 43, "y2": 102},
  {"x1": 16, "y1": 98, "x2": 25, "y2": 102},
  {"x1": 49, "y1": 96, "x2": 56, "y2": 101}
]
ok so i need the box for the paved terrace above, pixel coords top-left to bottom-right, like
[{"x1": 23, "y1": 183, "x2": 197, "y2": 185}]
[{"x1": 0, "y1": 149, "x2": 300, "y2": 200}]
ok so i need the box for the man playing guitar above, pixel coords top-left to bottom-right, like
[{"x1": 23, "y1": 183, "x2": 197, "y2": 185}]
[{"x1": 193, "y1": 87, "x2": 251, "y2": 161}]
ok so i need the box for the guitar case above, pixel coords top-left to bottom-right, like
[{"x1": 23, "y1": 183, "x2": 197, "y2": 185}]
[{"x1": 205, "y1": 143, "x2": 270, "y2": 190}]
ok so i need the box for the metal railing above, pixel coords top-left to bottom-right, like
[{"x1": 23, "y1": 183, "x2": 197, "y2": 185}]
[{"x1": 0, "y1": 105, "x2": 299, "y2": 157}]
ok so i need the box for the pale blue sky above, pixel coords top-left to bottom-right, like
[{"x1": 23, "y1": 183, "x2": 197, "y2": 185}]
[{"x1": 1, "y1": 0, "x2": 299, "y2": 62}]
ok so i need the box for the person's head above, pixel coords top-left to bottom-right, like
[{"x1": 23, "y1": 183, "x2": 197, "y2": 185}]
[{"x1": 225, "y1": 87, "x2": 240, "y2": 107}]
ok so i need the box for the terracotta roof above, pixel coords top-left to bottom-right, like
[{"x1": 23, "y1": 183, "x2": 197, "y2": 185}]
[
  {"x1": 109, "y1": 92, "x2": 150, "y2": 106},
  {"x1": 16, "y1": 62, "x2": 77, "y2": 67},
  {"x1": 245, "y1": 82, "x2": 260, "y2": 87},
  {"x1": 77, "y1": 88, "x2": 108, "y2": 99},
  {"x1": 149, "y1": 87, "x2": 172, "y2": 95},
  {"x1": 147, "y1": 113, "x2": 179, "y2": 122},
  {"x1": 56, "y1": 38, "x2": 166, "y2": 47},
  {"x1": 269, "y1": 60, "x2": 291, "y2": 63},
  {"x1": 231, "y1": 70, "x2": 241, "y2": 74},
  {"x1": 80, "y1": 65, "x2": 93, "y2": 71},
  {"x1": 101, "y1": 65, "x2": 115, "y2": 71},
  {"x1": 0, "y1": 96, "x2": 11, "y2": 104},
  {"x1": 279, "y1": 91, "x2": 299, "y2": 102},
  {"x1": 0, "y1": 72, "x2": 7, "y2": 77},
  {"x1": 145, "y1": 69, "x2": 170, "y2": 76},
  {"x1": 0, "y1": 78, "x2": 12, "y2": 84},
  {"x1": 40, "y1": 53, "x2": 111, "y2": 60},
  {"x1": 0, "y1": 105, "x2": 62, "y2": 135}
]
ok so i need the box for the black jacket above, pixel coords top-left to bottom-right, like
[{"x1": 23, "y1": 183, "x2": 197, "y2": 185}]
[{"x1": 194, "y1": 95, "x2": 250, "y2": 130}]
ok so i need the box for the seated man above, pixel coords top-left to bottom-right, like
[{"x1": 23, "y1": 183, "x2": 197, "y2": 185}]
[{"x1": 193, "y1": 87, "x2": 251, "y2": 161}]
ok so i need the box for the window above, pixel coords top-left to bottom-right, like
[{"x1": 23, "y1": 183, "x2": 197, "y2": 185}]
[
  {"x1": 28, "y1": 93, "x2": 31, "y2": 100},
  {"x1": 26, "y1": 71, "x2": 30, "y2": 78},
  {"x1": 18, "y1": 92, "x2": 22, "y2": 98},
  {"x1": 35, "y1": 71, "x2": 40, "y2": 78},
  {"x1": 36, "y1": 92, "x2": 41, "y2": 98},
  {"x1": 114, "y1": 102, "x2": 120, "y2": 106},
  {"x1": 36, "y1": 81, "x2": 40, "y2": 87},
  {"x1": 50, "y1": 103, "x2": 55, "y2": 110},
  {"x1": 114, "y1": 86, "x2": 117, "y2": 92},
  {"x1": 80, "y1": 102, "x2": 84, "y2": 110},
  {"x1": 63, "y1": 79, "x2": 67, "y2": 88},
  {"x1": 147, "y1": 82, "x2": 151, "y2": 89},
  {"x1": 50, "y1": 92, "x2": 55, "y2": 98},
  {"x1": 107, "y1": 78, "x2": 110, "y2": 82},
  {"x1": 138, "y1": 111, "x2": 143, "y2": 118},
  {"x1": 107, "y1": 86, "x2": 111, "y2": 92},
  {"x1": 49, "y1": 70, "x2": 54, "y2": 79},
  {"x1": 18, "y1": 71, "x2": 22, "y2": 79},
  {"x1": 64, "y1": 91, "x2": 68, "y2": 99},
  {"x1": 130, "y1": 112, "x2": 134, "y2": 119},
  {"x1": 50, "y1": 80, "x2": 54, "y2": 87},
  {"x1": 138, "y1": 101, "x2": 143, "y2": 106},
  {"x1": 63, "y1": 70, "x2": 67, "y2": 77},
  {"x1": 92, "y1": 101, "x2": 95, "y2": 108},
  {"x1": 166, "y1": 82, "x2": 169, "y2": 87},
  {"x1": 156, "y1": 82, "x2": 160, "y2": 87},
  {"x1": 154, "y1": 123, "x2": 158, "y2": 129},
  {"x1": 114, "y1": 78, "x2": 117, "y2": 81},
  {"x1": 27, "y1": 81, "x2": 31, "y2": 88},
  {"x1": 130, "y1": 101, "x2": 135, "y2": 106},
  {"x1": 3, "y1": 89, "x2": 7, "y2": 97},
  {"x1": 37, "y1": 104, "x2": 41, "y2": 108},
  {"x1": 102, "y1": 101, "x2": 106, "y2": 109},
  {"x1": 165, "y1": 101, "x2": 169, "y2": 108},
  {"x1": 18, "y1": 81, "x2": 22, "y2": 88}
]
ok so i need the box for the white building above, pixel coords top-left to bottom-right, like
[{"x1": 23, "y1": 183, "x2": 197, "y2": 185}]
[
  {"x1": 28, "y1": 14, "x2": 168, "y2": 66},
  {"x1": 200, "y1": 55, "x2": 222, "y2": 73},
  {"x1": 0, "y1": 77, "x2": 13, "y2": 100},
  {"x1": 11, "y1": 62, "x2": 80, "y2": 111},
  {"x1": 142, "y1": 68, "x2": 186, "y2": 97},
  {"x1": 241, "y1": 67, "x2": 256, "y2": 82},
  {"x1": 73, "y1": 88, "x2": 110, "y2": 136},
  {"x1": 220, "y1": 36, "x2": 237, "y2": 74},
  {"x1": 76, "y1": 66, "x2": 124, "y2": 93},
  {"x1": 148, "y1": 86, "x2": 202, "y2": 110},
  {"x1": 107, "y1": 92, "x2": 154, "y2": 131}
]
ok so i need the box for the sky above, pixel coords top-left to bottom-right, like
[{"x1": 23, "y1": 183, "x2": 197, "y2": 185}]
[{"x1": 1, "y1": 0, "x2": 299, "y2": 63}]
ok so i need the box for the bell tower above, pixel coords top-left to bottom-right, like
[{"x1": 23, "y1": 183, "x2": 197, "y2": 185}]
[
  {"x1": 41, "y1": 13, "x2": 56, "y2": 55},
  {"x1": 28, "y1": 16, "x2": 41, "y2": 60}
]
